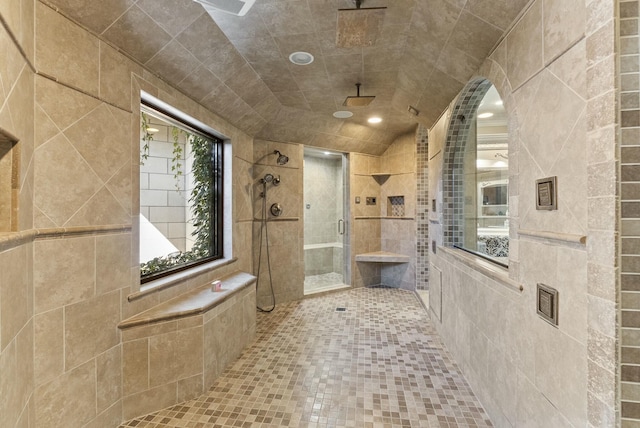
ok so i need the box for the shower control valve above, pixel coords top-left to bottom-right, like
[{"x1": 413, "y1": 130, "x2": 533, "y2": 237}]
[{"x1": 270, "y1": 203, "x2": 283, "y2": 217}]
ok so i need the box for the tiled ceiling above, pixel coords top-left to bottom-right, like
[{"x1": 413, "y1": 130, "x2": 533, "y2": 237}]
[{"x1": 46, "y1": 0, "x2": 529, "y2": 155}]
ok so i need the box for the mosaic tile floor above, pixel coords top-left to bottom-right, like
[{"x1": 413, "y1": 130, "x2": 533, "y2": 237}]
[{"x1": 120, "y1": 287, "x2": 492, "y2": 428}]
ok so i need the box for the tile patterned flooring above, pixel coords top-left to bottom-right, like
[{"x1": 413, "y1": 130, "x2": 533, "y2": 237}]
[{"x1": 120, "y1": 287, "x2": 492, "y2": 428}]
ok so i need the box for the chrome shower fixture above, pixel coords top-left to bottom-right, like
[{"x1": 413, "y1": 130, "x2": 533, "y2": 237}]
[
  {"x1": 274, "y1": 150, "x2": 289, "y2": 165},
  {"x1": 261, "y1": 173, "x2": 274, "y2": 183}
]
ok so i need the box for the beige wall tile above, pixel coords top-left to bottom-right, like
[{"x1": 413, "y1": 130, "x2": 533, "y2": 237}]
[
  {"x1": 35, "y1": 360, "x2": 97, "y2": 428},
  {"x1": 0, "y1": 244, "x2": 31, "y2": 351},
  {"x1": 65, "y1": 290, "x2": 120, "y2": 370},
  {"x1": 122, "y1": 382, "x2": 177, "y2": 421},
  {"x1": 99, "y1": 42, "x2": 140, "y2": 111},
  {"x1": 34, "y1": 133, "x2": 103, "y2": 227},
  {"x1": 84, "y1": 402, "x2": 122, "y2": 428},
  {"x1": 542, "y1": 0, "x2": 585, "y2": 64},
  {"x1": 34, "y1": 309, "x2": 64, "y2": 386},
  {"x1": 64, "y1": 103, "x2": 130, "y2": 183},
  {"x1": 36, "y1": 3, "x2": 100, "y2": 96},
  {"x1": 97, "y1": 345, "x2": 122, "y2": 414},
  {"x1": 149, "y1": 327, "x2": 203, "y2": 387},
  {"x1": 507, "y1": 0, "x2": 543, "y2": 89},
  {"x1": 96, "y1": 233, "x2": 132, "y2": 295},
  {"x1": 34, "y1": 236, "x2": 95, "y2": 314},
  {"x1": 122, "y1": 339, "x2": 149, "y2": 396},
  {"x1": 177, "y1": 373, "x2": 204, "y2": 403}
]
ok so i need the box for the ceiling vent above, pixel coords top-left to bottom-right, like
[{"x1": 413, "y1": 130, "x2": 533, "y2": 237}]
[
  {"x1": 343, "y1": 83, "x2": 375, "y2": 107},
  {"x1": 193, "y1": 0, "x2": 255, "y2": 16}
]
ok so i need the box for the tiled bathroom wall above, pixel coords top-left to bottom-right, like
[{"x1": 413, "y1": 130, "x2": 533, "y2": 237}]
[
  {"x1": 252, "y1": 139, "x2": 304, "y2": 307},
  {"x1": 620, "y1": 1, "x2": 640, "y2": 425},
  {"x1": 380, "y1": 132, "x2": 417, "y2": 291},
  {"x1": 0, "y1": 0, "x2": 36, "y2": 426},
  {"x1": 351, "y1": 132, "x2": 417, "y2": 290},
  {"x1": 429, "y1": 0, "x2": 618, "y2": 425},
  {"x1": 0, "y1": 2, "x2": 257, "y2": 426},
  {"x1": 416, "y1": 125, "x2": 429, "y2": 291}
]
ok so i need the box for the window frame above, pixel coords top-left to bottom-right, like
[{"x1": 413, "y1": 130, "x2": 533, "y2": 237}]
[
  {"x1": 442, "y1": 78, "x2": 509, "y2": 268},
  {"x1": 139, "y1": 98, "x2": 224, "y2": 284}
]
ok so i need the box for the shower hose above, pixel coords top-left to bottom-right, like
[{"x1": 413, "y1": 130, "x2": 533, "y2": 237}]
[{"x1": 256, "y1": 182, "x2": 276, "y2": 312}]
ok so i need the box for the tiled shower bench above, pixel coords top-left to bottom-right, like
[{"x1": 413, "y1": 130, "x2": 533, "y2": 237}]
[{"x1": 118, "y1": 271, "x2": 257, "y2": 420}]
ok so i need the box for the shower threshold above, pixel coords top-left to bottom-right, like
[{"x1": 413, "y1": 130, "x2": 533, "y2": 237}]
[{"x1": 304, "y1": 272, "x2": 349, "y2": 295}]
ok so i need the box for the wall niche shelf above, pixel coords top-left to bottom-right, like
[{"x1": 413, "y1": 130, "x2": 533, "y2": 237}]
[{"x1": 355, "y1": 251, "x2": 410, "y2": 263}]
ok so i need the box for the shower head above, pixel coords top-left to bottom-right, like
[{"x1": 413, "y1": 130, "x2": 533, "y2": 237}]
[
  {"x1": 274, "y1": 150, "x2": 289, "y2": 165},
  {"x1": 261, "y1": 173, "x2": 274, "y2": 183}
]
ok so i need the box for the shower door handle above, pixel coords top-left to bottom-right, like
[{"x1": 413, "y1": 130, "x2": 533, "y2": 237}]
[{"x1": 338, "y1": 219, "x2": 345, "y2": 235}]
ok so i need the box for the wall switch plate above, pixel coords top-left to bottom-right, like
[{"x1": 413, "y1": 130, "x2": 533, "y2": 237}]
[
  {"x1": 355, "y1": 196, "x2": 361, "y2": 204},
  {"x1": 366, "y1": 197, "x2": 376, "y2": 205}
]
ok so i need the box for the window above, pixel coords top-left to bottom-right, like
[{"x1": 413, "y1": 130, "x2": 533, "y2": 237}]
[
  {"x1": 139, "y1": 100, "x2": 223, "y2": 282},
  {"x1": 444, "y1": 81, "x2": 508, "y2": 266}
]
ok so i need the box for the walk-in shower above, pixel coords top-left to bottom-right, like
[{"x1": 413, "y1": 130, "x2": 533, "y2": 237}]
[{"x1": 303, "y1": 148, "x2": 350, "y2": 294}]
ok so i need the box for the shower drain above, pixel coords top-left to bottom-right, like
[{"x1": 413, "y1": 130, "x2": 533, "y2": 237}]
[{"x1": 335, "y1": 307, "x2": 347, "y2": 312}]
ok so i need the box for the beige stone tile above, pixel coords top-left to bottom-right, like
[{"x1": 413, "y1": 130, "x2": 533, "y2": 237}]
[
  {"x1": 35, "y1": 360, "x2": 96, "y2": 428},
  {"x1": 96, "y1": 233, "x2": 132, "y2": 295},
  {"x1": 84, "y1": 401, "x2": 122, "y2": 428},
  {"x1": 65, "y1": 186, "x2": 130, "y2": 227},
  {"x1": 65, "y1": 290, "x2": 120, "y2": 370},
  {"x1": 177, "y1": 373, "x2": 204, "y2": 403},
  {"x1": 99, "y1": 42, "x2": 140, "y2": 111},
  {"x1": 588, "y1": 359, "x2": 615, "y2": 406},
  {"x1": 507, "y1": 0, "x2": 543, "y2": 89},
  {"x1": 137, "y1": 0, "x2": 204, "y2": 37},
  {"x1": 543, "y1": 0, "x2": 585, "y2": 64},
  {"x1": 106, "y1": 162, "x2": 133, "y2": 216},
  {"x1": 102, "y1": 5, "x2": 172, "y2": 64},
  {"x1": 34, "y1": 133, "x2": 103, "y2": 225},
  {"x1": 96, "y1": 345, "x2": 122, "y2": 414},
  {"x1": 516, "y1": 371, "x2": 573, "y2": 427},
  {"x1": 64, "y1": 103, "x2": 130, "y2": 183},
  {"x1": 145, "y1": 40, "x2": 202, "y2": 85},
  {"x1": 34, "y1": 105, "x2": 60, "y2": 149},
  {"x1": 149, "y1": 327, "x2": 203, "y2": 387},
  {"x1": 0, "y1": 339, "x2": 22, "y2": 427},
  {"x1": 122, "y1": 339, "x2": 149, "y2": 396},
  {"x1": 449, "y1": 11, "x2": 503, "y2": 61},
  {"x1": 0, "y1": 244, "x2": 30, "y2": 351},
  {"x1": 36, "y1": 3, "x2": 99, "y2": 96},
  {"x1": 556, "y1": 248, "x2": 588, "y2": 344},
  {"x1": 0, "y1": 13, "x2": 30, "y2": 100},
  {"x1": 34, "y1": 309, "x2": 64, "y2": 387},
  {"x1": 534, "y1": 323, "x2": 587, "y2": 425},
  {"x1": 33, "y1": 236, "x2": 95, "y2": 314},
  {"x1": 49, "y1": 0, "x2": 134, "y2": 34},
  {"x1": 122, "y1": 382, "x2": 177, "y2": 420}
]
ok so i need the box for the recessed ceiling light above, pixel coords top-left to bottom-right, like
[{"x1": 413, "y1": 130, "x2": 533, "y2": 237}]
[
  {"x1": 478, "y1": 112, "x2": 494, "y2": 119},
  {"x1": 289, "y1": 51, "x2": 314, "y2": 65},
  {"x1": 368, "y1": 117, "x2": 382, "y2": 124},
  {"x1": 495, "y1": 100, "x2": 503, "y2": 106},
  {"x1": 146, "y1": 127, "x2": 159, "y2": 134},
  {"x1": 333, "y1": 110, "x2": 353, "y2": 119}
]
